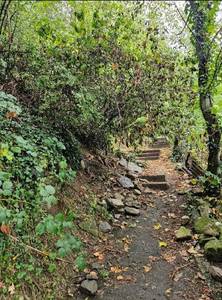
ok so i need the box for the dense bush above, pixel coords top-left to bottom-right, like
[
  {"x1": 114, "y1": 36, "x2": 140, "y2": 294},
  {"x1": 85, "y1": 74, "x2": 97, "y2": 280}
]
[{"x1": 0, "y1": 92, "x2": 83, "y2": 289}]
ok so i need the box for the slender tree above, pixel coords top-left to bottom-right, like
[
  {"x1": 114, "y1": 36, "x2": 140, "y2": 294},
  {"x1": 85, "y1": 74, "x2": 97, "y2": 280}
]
[{"x1": 187, "y1": 0, "x2": 222, "y2": 196}]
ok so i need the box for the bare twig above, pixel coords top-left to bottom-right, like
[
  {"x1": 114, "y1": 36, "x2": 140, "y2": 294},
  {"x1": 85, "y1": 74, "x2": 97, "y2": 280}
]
[{"x1": 8, "y1": 234, "x2": 74, "y2": 264}]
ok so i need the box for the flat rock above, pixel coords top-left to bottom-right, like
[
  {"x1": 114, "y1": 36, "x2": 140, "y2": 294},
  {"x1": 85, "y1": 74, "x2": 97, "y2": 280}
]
[
  {"x1": 80, "y1": 280, "x2": 98, "y2": 296},
  {"x1": 134, "y1": 189, "x2": 141, "y2": 195},
  {"x1": 118, "y1": 175, "x2": 134, "y2": 188},
  {"x1": 91, "y1": 262, "x2": 103, "y2": 270},
  {"x1": 99, "y1": 221, "x2": 112, "y2": 233},
  {"x1": 79, "y1": 219, "x2": 99, "y2": 237},
  {"x1": 143, "y1": 182, "x2": 169, "y2": 191},
  {"x1": 114, "y1": 192, "x2": 124, "y2": 201},
  {"x1": 86, "y1": 271, "x2": 98, "y2": 280},
  {"x1": 125, "y1": 207, "x2": 140, "y2": 216},
  {"x1": 144, "y1": 188, "x2": 153, "y2": 195},
  {"x1": 119, "y1": 158, "x2": 143, "y2": 174},
  {"x1": 125, "y1": 200, "x2": 141, "y2": 209},
  {"x1": 106, "y1": 198, "x2": 124, "y2": 209},
  {"x1": 209, "y1": 266, "x2": 222, "y2": 282},
  {"x1": 204, "y1": 239, "x2": 222, "y2": 262},
  {"x1": 194, "y1": 216, "x2": 219, "y2": 237},
  {"x1": 181, "y1": 215, "x2": 190, "y2": 225},
  {"x1": 175, "y1": 226, "x2": 192, "y2": 241}
]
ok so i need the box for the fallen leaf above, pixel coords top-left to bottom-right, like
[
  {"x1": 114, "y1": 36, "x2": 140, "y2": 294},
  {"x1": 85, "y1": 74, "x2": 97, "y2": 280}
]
[
  {"x1": 187, "y1": 246, "x2": 198, "y2": 255},
  {"x1": 5, "y1": 111, "x2": 17, "y2": 120},
  {"x1": 164, "y1": 288, "x2": 172, "y2": 298},
  {"x1": 143, "y1": 265, "x2": 152, "y2": 273},
  {"x1": 196, "y1": 272, "x2": 205, "y2": 280},
  {"x1": 167, "y1": 213, "x2": 176, "y2": 219},
  {"x1": 93, "y1": 251, "x2": 104, "y2": 261},
  {"x1": 8, "y1": 283, "x2": 15, "y2": 295},
  {"x1": 153, "y1": 223, "x2": 161, "y2": 230},
  {"x1": 116, "y1": 275, "x2": 124, "y2": 281},
  {"x1": 159, "y1": 241, "x2": 168, "y2": 248},
  {"x1": 162, "y1": 253, "x2": 176, "y2": 263},
  {"x1": 148, "y1": 255, "x2": 159, "y2": 262},
  {"x1": 0, "y1": 224, "x2": 11, "y2": 235},
  {"x1": 174, "y1": 272, "x2": 183, "y2": 282},
  {"x1": 110, "y1": 266, "x2": 122, "y2": 274}
]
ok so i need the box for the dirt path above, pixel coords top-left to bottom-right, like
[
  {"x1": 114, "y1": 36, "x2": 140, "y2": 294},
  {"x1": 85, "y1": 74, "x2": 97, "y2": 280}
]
[{"x1": 77, "y1": 147, "x2": 212, "y2": 300}]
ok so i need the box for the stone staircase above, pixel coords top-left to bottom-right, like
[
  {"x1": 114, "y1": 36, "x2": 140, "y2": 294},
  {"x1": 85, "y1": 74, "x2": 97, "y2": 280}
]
[{"x1": 136, "y1": 140, "x2": 170, "y2": 191}]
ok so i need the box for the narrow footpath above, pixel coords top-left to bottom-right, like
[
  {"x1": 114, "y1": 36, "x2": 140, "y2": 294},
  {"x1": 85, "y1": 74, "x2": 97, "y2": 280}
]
[{"x1": 78, "y1": 142, "x2": 212, "y2": 300}]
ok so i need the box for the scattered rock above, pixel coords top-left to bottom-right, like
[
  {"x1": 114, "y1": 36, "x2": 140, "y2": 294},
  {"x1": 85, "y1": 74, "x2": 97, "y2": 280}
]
[
  {"x1": 209, "y1": 265, "x2": 222, "y2": 282},
  {"x1": 125, "y1": 207, "x2": 140, "y2": 216},
  {"x1": 177, "y1": 190, "x2": 189, "y2": 195},
  {"x1": 175, "y1": 226, "x2": 192, "y2": 241},
  {"x1": 80, "y1": 280, "x2": 98, "y2": 296},
  {"x1": 114, "y1": 214, "x2": 121, "y2": 219},
  {"x1": 91, "y1": 262, "x2": 103, "y2": 271},
  {"x1": 116, "y1": 208, "x2": 125, "y2": 213},
  {"x1": 86, "y1": 271, "x2": 98, "y2": 280},
  {"x1": 114, "y1": 192, "x2": 124, "y2": 201},
  {"x1": 199, "y1": 203, "x2": 210, "y2": 217},
  {"x1": 106, "y1": 198, "x2": 124, "y2": 210},
  {"x1": 127, "y1": 161, "x2": 143, "y2": 174},
  {"x1": 125, "y1": 200, "x2": 141, "y2": 209},
  {"x1": 117, "y1": 175, "x2": 134, "y2": 189},
  {"x1": 119, "y1": 157, "x2": 128, "y2": 168},
  {"x1": 99, "y1": 199, "x2": 108, "y2": 209},
  {"x1": 204, "y1": 239, "x2": 222, "y2": 261},
  {"x1": 119, "y1": 158, "x2": 143, "y2": 174},
  {"x1": 79, "y1": 219, "x2": 99, "y2": 237},
  {"x1": 134, "y1": 189, "x2": 141, "y2": 195},
  {"x1": 181, "y1": 215, "x2": 190, "y2": 225},
  {"x1": 144, "y1": 188, "x2": 153, "y2": 195},
  {"x1": 198, "y1": 234, "x2": 216, "y2": 246},
  {"x1": 99, "y1": 221, "x2": 112, "y2": 233},
  {"x1": 80, "y1": 159, "x2": 86, "y2": 170},
  {"x1": 194, "y1": 216, "x2": 219, "y2": 237}
]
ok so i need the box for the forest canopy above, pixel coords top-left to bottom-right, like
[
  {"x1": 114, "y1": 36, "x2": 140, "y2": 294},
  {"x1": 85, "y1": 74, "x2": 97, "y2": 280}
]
[{"x1": 1, "y1": 0, "x2": 222, "y2": 298}]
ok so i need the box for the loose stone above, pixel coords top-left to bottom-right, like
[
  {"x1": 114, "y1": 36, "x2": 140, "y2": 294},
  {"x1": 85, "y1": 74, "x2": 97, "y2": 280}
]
[{"x1": 80, "y1": 280, "x2": 98, "y2": 296}]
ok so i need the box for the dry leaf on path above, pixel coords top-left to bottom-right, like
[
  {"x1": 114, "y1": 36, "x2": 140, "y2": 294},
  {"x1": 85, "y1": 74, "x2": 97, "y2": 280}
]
[
  {"x1": 159, "y1": 241, "x2": 168, "y2": 248},
  {"x1": 93, "y1": 251, "x2": 104, "y2": 261},
  {"x1": 153, "y1": 223, "x2": 161, "y2": 230},
  {"x1": 174, "y1": 271, "x2": 183, "y2": 282},
  {"x1": 162, "y1": 253, "x2": 176, "y2": 263},
  {"x1": 110, "y1": 266, "x2": 122, "y2": 274},
  {"x1": 143, "y1": 265, "x2": 152, "y2": 273}
]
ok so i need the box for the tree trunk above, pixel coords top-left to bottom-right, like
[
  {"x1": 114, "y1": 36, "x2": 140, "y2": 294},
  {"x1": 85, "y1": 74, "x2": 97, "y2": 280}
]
[{"x1": 189, "y1": 1, "x2": 221, "y2": 196}]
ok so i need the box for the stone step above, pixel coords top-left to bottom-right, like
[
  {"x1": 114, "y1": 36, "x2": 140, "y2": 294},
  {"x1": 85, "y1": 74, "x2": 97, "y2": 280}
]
[
  {"x1": 137, "y1": 153, "x2": 160, "y2": 158},
  {"x1": 139, "y1": 149, "x2": 160, "y2": 154},
  {"x1": 140, "y1": 174, "x2": 166, "y2": 182},
  {"x1": 143, "y1": 181, "x2": 169, "y2": 190},
  {"x1": 137, "y1": 156, "x2": 159, "y2": 161},
  {"x1": 151, "y1": 143, "x2": 168, "y2": 148}
]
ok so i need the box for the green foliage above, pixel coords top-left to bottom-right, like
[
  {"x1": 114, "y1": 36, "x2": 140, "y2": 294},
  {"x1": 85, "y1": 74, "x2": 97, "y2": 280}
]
[{"x1": 0, "y1": 92, "x2": 82, "y2": 291}]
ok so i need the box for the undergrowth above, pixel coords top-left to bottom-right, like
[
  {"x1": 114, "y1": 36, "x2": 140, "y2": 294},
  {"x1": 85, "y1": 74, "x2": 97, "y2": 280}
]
[{"x1": 0, "y1": 92, "x2": 84, "y2": 297}]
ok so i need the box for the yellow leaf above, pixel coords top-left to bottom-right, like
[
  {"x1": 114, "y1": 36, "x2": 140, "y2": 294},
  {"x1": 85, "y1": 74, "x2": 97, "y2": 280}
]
[
  {"x1": 116, "y1": 275, "x2": 124, "y2": 281},
  {"x1": 159, "y1": 241, "x2": 167, "y2": 248},
  {"x1": 110, "y1": 266, "x2": 122, "y2": 274},
  {"x1": 153, "y1": 223, "x2": 161, "y2": 230},
  {"x1": 143, "y1": 265, "x2": 152, "y2": 273}
]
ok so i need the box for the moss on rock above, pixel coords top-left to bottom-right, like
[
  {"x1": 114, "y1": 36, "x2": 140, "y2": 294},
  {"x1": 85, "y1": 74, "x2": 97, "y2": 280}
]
[{"x1": 204, "y1": 239, "x2": 222, "y2": 262}]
